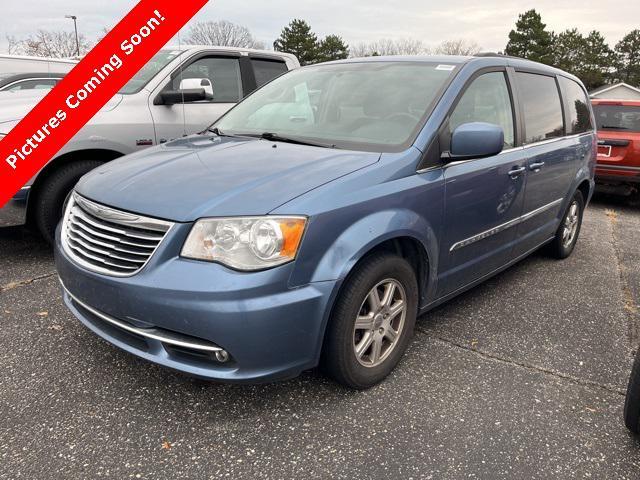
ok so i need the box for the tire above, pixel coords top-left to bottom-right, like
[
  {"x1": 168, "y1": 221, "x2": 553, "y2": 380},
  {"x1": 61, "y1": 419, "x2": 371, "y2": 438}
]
[
  {"x1": 624, "y1": 350, "x2": 640, "y2": 434},
  {"x1": 32, "y1": 160, "x2": 104, "y2": 244},
  {"x1": 322, "y1": 252, "x2": 419, "y2": 389},
  {"x1": 547, "y1": 190, "x2": 585, "y2": 259}
]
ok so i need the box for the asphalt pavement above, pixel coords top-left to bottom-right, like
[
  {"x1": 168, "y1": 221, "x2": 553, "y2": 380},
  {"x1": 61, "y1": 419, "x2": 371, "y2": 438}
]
[{"x1": 1, "y1": 196, "x2": 639, "y2": 479}]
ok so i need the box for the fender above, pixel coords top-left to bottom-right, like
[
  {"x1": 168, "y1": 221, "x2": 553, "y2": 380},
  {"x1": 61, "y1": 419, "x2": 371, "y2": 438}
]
[{"x1": 302, "y1": 208, "x2": 440, "y2": 302}]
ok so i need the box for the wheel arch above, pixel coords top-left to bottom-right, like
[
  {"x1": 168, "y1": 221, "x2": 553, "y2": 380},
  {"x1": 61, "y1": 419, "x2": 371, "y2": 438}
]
[{"x1": 26, "y1": 149, "x2": 124, "y2": 224}]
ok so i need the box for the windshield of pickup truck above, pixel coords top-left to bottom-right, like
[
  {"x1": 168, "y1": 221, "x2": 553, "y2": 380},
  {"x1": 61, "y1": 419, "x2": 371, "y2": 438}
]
[
  {"x1": 118, "y1": 50, "x2": 182, "y2": 94},
  {"x1": 214, "y1": 61, "x2": 457, "y2": 152},
  {"x1": 593, "y1": 104, "x2": 640, "y2": 132}
]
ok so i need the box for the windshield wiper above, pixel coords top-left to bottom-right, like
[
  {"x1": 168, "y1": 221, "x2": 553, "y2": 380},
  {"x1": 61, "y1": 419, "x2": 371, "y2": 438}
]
[
  {"x1": 257, "y1": 132, "x2": 335, "y2": 149},
  {"x1": 206, "y1": 127, "x2": 238, "y2": 137}
]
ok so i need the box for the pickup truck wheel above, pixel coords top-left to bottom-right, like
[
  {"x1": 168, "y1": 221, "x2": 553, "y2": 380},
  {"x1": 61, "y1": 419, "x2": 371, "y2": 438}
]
[
  {"x1": 547, "y1": 190, "x2": 584, "y2": 259},
  {"x1": 32, "y1": 160, "x2": 104, "y2": 244},
  {"x1": 322, "y1": 253, "x2": 418, "y2": 389}
]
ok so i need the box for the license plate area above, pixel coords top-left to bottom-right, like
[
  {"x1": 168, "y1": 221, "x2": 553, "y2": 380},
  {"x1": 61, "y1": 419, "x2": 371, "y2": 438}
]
[{"x1": 597, "y1": 145, "x2": 612, "y2": 157}]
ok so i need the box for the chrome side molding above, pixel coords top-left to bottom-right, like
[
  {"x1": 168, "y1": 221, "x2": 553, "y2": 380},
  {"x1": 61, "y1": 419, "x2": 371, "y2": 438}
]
[{"x1": 450, "y1": 198, "x2": 563, "y2": 252}]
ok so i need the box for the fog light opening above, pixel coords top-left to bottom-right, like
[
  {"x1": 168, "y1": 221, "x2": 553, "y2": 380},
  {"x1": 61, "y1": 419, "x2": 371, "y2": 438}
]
[{"x1": 215, "y1": 350, "x2": 230, "y2": 363}]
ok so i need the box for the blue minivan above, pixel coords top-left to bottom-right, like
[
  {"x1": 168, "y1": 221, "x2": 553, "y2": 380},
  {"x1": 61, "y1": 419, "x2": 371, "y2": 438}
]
[{"x1": 55, "y1": 55, "x2": 596, "y2": 388}]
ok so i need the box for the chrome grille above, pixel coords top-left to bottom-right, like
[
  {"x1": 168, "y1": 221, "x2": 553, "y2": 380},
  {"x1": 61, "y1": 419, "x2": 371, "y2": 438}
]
[{"x1": 61, "y1": 193, "x2": 173, "y2": 277}]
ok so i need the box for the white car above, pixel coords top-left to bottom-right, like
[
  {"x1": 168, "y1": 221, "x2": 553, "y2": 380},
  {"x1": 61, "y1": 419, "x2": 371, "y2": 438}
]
[{"x1": 0, "y1": 46, "x2": 299, "y2": 241}]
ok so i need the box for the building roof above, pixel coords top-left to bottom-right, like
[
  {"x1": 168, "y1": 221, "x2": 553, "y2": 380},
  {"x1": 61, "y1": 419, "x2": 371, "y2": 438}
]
[{"x1": 589, "y1": 82, "x2": 640, "y2": 97}]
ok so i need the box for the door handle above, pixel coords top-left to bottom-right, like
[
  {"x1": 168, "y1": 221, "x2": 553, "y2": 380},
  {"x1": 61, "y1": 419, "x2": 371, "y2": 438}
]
[
  {"x1": 529, "y1": 161, "x2": 545, "y2": 172},
  {"x1": 508, "y1": 166, "x2": 526, "y2": 179}
]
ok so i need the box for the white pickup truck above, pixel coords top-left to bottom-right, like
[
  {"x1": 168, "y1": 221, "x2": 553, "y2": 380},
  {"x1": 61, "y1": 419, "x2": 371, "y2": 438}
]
[{"x1": 0, "y1": 45, "x2": 299, "y2": 241}]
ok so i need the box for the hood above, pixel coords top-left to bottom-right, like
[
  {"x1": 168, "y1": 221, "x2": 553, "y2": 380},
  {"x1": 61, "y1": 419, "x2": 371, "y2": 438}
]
[
  {"x1": 76, "y1": 134, "x2": 380, "y2": 221},
  {"x1": 0, "y1": 92, "x2": 123, "y2": 131}
]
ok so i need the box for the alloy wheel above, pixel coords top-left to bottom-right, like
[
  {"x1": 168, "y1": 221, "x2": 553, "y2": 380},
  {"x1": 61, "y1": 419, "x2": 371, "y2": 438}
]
[
  {"x1": 353, "y1": 279, "x2": 407, "y2": 368},
  {"x1": 562, "y1": 200, "x2": 580, "y2": 249}
]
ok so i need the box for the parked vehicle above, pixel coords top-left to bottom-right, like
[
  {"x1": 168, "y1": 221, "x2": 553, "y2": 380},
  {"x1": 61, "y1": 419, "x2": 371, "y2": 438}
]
[
  {"x1": 55, "y1": 55, "x2": 596, "y2": 388},
  {"x1": 0, "y1": 46, "x2": 299, "y2": 238},
  {"x1": 0, "y1": 72, "x2": 64, "y2": 91},
  {"x1": 592, "y1": 99, "x2": 640, "y2": 197},
  {"x1": 0, "y1": 54, "x2": 77, "y2": 74}
]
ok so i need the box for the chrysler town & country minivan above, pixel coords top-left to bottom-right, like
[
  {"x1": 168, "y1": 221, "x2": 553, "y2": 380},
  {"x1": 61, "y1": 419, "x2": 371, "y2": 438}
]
[{"x1": 55, "y1": 55, "x2": 596, "y2": 388}]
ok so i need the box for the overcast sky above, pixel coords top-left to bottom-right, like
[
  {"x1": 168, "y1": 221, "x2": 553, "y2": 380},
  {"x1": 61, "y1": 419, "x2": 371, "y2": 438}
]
[{"x1": 1, "y1": 0, "x2": 638, "y2": 54}]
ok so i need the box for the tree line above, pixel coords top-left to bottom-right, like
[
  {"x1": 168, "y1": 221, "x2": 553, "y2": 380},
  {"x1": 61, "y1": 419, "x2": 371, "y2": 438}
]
[
  {"x1": 505, "y1": 9, "x2": 639, "y2": 90},
  {"x1": 6, "y1": 12, "x2": 639, "y2": 91}
]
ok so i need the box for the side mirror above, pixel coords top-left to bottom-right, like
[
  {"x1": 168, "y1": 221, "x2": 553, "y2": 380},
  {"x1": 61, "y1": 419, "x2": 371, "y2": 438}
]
[
  {"x1": 179, "y1": 78, "x2": 214, "y2": 99},
  {"x1": 443, "y1": 122, "x2": 504, "y2": 161},
  {"x1": 154, "y1": 78, "x2": 214, "y2": 106}
]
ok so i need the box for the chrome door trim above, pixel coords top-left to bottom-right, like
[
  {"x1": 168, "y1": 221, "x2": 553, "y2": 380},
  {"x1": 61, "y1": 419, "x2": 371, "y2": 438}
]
[{"x1": 450, "y1": 198, "x2": 563, "y2": 252}]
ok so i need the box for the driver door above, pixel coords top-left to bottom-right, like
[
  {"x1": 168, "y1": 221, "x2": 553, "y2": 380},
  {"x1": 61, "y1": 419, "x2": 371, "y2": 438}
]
[
  {"x1": 437, "y1": 69, "x2": 527, "y2": 296},
  {"x1": 149, "y1": 54, "x2": 244, "y2": 144}
]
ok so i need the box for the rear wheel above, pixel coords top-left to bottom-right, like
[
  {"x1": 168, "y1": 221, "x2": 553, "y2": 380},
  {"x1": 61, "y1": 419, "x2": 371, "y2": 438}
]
[
  {"x1": 322, "y1": 253, "x2": 419, "y2": 389},
  {"x1": 547, "y1": 190, "x2": 584, "y2": 259},
  {"x1": 32, "y1": 160, "x2": 104, "y2": 244}
]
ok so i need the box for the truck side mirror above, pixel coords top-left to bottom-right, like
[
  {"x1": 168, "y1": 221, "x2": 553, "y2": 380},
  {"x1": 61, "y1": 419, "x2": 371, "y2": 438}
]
[{"x1": 154, "y1": 78, "x2": 214, "y2": 106}]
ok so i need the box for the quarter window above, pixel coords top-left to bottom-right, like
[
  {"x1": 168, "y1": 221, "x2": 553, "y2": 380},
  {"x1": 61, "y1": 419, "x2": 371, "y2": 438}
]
[
  {"x1": 251, "y1": 59, "x2": 288, "y2": 88},
  {"x1": 449, "y1": 71, "x2": 515, "y2": 148},
  {"x1": 559, "y1": 77, "x2": 593, "y2": 134},
  {"x1": 171, "y1": 56, "x2": 242, "y2": 102},
  {"x1": 516, "y1": 72, "x2": 564, "y2": 144}
]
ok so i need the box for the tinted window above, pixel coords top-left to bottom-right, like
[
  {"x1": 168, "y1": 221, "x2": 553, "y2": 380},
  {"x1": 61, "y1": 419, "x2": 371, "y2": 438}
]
[
  {"x1": 516, "y1": 72, "x2": 564, "y2": 144},
  {"x1": 560, "y1": 77, "x2": 592, "y2": 134},
  {"x1": 252, "y1": 59, "x2": 288, "y2": 88},
  {"x1": 171, "y1": 57, "x2": 242, "y2": 102},
  {"x1": 449, "y1": 71, "x2": 515, "y2": 148},
  {"x1": 593, "y1": 104, "x2": 640, "y2": 133}
]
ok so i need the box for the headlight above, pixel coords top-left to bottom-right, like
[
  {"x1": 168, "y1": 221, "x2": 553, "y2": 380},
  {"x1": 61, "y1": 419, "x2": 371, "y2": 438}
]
[{"x1": 181, "y1": 216, "x2": 307, "y2": 271}]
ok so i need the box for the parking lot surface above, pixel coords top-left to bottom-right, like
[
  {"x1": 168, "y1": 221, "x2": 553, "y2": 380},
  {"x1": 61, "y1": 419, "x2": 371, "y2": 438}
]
[{"x1": 1, "y1": 196, "x2": 639, "y2": 479}]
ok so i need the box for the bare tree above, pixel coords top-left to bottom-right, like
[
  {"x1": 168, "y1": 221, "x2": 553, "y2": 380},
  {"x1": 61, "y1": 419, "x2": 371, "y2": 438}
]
[
  {"x1": 186, "y1": 20, "x2": 264, "y2": 49},
  {"x1": 434, "y1": 39, "x2": 481, "y2": 56},
  {"x1": 8, "y1": 30, "x2": 92, "y2": 57},
  {"x1": 350, "y1": 38, "x2": 429, "y2": 57}
]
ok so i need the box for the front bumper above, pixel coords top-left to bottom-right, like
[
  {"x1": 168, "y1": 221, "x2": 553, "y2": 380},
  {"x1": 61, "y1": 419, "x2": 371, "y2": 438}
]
[
  {"x1": 55, "y1": 222, "x2": 339, "y2": 383},
  {"x1": 0, "y1": 186, "x2": 29, "y2": 227}
]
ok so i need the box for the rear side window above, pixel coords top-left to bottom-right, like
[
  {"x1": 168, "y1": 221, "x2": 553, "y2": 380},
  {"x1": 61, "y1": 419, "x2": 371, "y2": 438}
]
[
  {"x1": 251, "y1": 59, "x2": 288, "y2": 88},
  {"x1": 449, "y1": 71, "x2": 515, "y2": 148},
  {"x1": 6, "y1": 79, "x2": 58, "y2": 91},
  {"x1": 560, "y1": 77, "x2": 593, "y2": 134},
  {"x1": 516, "y1": 72, "x2": 564, "y2": 144}
]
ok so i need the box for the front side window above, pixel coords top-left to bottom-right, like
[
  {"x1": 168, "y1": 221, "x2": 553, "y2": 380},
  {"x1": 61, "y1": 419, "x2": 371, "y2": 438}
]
[
  {"x1": 449, "y1": 71, "x2": 515, "y2": 148},
  {"x1": 593, "y1": 104, "x2": 640, "y2": 133},
  {"x1": 215, "y1": 62, "x2": 457, "y2": 152},
  {"x1": 251, "y1": 59, "x2": 288, "y2": 88},
  {"x1": 170, "y1": 56, "x2": 242, "y2": 103},
  {"x1": 516, "y1": 72, "x2": 564, "y2": 144},
  {"x1": 560, "y1": 77, "x2": 593, "y2": 134}
]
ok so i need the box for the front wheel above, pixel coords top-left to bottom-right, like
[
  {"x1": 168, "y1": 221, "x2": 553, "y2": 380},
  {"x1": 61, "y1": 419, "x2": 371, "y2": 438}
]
[
  {"x1": 547, "y1": 190, "x2": 584, "y2": 259},
  {"x1": 322, "y1": 253, "x2": 419, "y2": 389},
  {"x1": 31, "y1": 160, "x2": 104, "y2": 244}
]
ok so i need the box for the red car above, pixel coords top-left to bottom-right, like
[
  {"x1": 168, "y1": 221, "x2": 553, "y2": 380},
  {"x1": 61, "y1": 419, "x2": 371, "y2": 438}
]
[{"x1": 592, "y1": 99, "x2": 640, "y2": 196}]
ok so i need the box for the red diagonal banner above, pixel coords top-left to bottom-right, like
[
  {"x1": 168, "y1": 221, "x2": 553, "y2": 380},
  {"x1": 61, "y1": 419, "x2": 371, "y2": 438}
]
[{"x1": 0, "y1": 0, "x2": 209, "y2": 207}]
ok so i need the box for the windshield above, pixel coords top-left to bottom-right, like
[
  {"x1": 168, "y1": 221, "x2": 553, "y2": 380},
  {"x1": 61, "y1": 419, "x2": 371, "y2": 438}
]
[
  {"x1": 214, "y1": 61, "x2": 457, "y2": 151},
  {"x1": 118, "y1": 50, "x2": 183, "y2": 94},
  {"x1": 593, "y1": 104, "x2": 640, "y2": 133}
]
